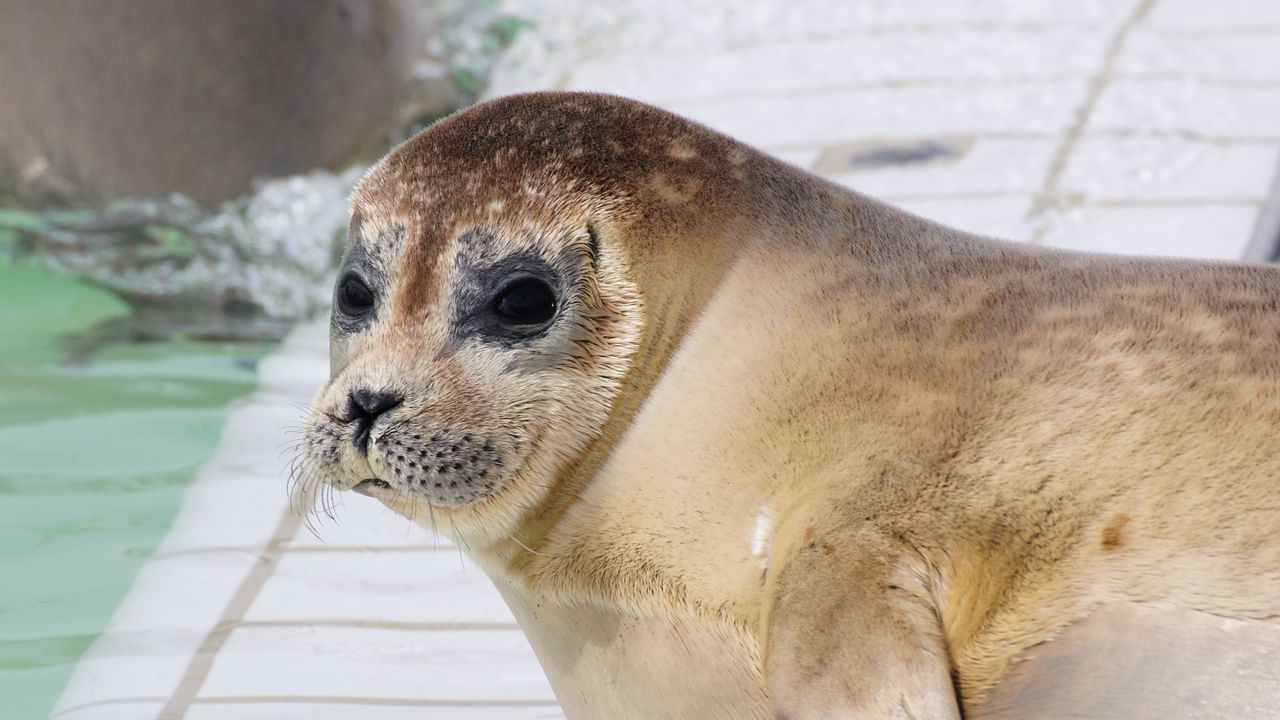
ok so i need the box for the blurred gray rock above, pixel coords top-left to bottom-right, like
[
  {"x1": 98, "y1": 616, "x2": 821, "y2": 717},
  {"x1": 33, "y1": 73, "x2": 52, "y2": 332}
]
[
  {"x1": 0, "y1": 167, "x2": 362, "y2": 341},
  {"x1": 0, "y1": 0, "x2": 429, "y2": 207}
]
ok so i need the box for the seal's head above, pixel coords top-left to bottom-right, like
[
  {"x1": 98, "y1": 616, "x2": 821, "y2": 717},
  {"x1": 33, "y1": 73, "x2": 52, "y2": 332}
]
[{"x1": 299, "y1": 91, "x2": 793, "y2": 544}]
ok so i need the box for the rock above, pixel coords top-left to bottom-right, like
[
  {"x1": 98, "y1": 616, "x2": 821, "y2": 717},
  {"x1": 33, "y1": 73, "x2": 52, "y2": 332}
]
[
  {"x1": 0, "y1": 167, "x2": 362, "y2": 341},
  {"x1": 0, "y1": 0, "x2": 428, "y2": 207}
]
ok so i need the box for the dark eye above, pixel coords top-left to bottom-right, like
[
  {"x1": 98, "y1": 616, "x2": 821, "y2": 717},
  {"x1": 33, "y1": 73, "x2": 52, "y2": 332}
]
[
  {"x1": 492, "y1": 277, "x2": 557, "y2": 327},
  {"x1": 337, "y1": 273, "x2": 375, "y2": 316}
]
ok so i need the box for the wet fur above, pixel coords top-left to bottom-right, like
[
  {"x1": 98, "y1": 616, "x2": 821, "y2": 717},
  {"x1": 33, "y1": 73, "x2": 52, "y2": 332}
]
[{"x1": 301, "y1": 92, "x2": 1280, "y2": 718}]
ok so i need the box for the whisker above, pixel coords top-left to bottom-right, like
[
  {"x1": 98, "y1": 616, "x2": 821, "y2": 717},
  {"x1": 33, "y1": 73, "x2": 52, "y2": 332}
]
[
  {"x1": 508, "y1": 532, "x2": 545, "y2": 557},
  {"x1": 401, "y1": 486, "x2": 417, "y2": 531},
  {"x1": 427, "y1": 501, "x2": 440, "y2": 549},
  {"x1": 321, "y1": 483, "x2": 339, "y2": 521},
  {"x1": 449, "y1": 516, "x2": 470, "y2": 568}
]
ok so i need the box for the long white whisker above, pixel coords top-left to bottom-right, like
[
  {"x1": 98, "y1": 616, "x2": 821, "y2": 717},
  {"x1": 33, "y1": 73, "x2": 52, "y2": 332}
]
[
  {"x1": 449, "y1": 515, "x2": 470, "y2": 569},
  {"x1": 508, "y1": 532, "x2": 545, "y2": 556}
]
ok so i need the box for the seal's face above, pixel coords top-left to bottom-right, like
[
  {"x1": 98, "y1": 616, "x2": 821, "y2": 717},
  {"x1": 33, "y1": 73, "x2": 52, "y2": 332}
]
[{"x1": 298, "y1": 203, "x2": 641, "y2": 540}]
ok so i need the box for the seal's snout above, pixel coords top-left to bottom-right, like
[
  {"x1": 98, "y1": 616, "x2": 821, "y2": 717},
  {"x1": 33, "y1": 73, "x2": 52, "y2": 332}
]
[{"x1": 345, "y1": 388, "x2": 403, "y2": 453}]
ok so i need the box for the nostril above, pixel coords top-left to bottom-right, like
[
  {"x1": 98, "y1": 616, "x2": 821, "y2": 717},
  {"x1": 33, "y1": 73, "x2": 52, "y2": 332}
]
[
  {"x1": 345, "y1": 389, "x2": 403, "y2": 455},
  {"x1": 349, "y1": 388, "x2": 403, "y2": 419}
]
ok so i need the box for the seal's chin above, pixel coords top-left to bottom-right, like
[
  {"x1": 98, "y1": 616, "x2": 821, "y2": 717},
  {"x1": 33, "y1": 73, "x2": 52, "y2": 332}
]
[{"x1": 352, "y1": 478, "x2": 391, "y2": 497}]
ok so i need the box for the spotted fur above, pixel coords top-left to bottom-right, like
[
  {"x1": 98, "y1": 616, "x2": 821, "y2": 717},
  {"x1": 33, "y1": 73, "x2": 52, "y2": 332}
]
[{"x1": 300, "y1": 92, "x2": 1280, "y2": 719}]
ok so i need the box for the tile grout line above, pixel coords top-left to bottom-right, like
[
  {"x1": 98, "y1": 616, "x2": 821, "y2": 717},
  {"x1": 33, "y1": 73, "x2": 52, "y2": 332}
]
[
  {"x1": 55, "y1": 694, "x2": 559, "y2": 717},
  {"x1": 1027, "y1": 0, "x2": 1157, "y2": 243},
  {"x1": 231, "y1": 619, "x2": 521, "y2": 631},
  {"x1": 193, "y1": 696, "x2": 562, "y2": 707},
  {"x1": 51, "y1": 697, "x2": 171, "y2": 718},
  {"x1": 659, "y1": 75, "x2": 1095, "y2": 105},
  {"x1": 565, "y1": 20, "x2": 1146, "y2": 57},
  {"x1": 873, "y1": 193, "x2": 1264, "y2": 206},
  {"x1": 764, "y1": 130, "x2": 1280, "y2": 155},
  {"x1": 641, "y1": 73, "x2": 1280, "y2": 110},
  {"x1": 149, "y1": 542, "x2": 455, "y2": 559},
  {"x1": 156, "y1": 507, "x2": 303, "y2": 720},
  {"x1": 1147, "y1": 25, "x2": 1280, "y2": 37}
]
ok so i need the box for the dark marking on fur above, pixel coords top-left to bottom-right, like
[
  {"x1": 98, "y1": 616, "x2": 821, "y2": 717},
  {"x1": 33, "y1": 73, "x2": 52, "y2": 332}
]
[
  {"x1": 447, "y1": 230, "x2": 562, "y2": 349},
  {"x1": 1101, "y1": 513, "x2": 1132, "y2": 551},
  {"x1": 586, "y1": 222, "x2": 601, "y2": 272},
  {"x1": 331, "y1": 215, "x2": 392, "y2": 335}
]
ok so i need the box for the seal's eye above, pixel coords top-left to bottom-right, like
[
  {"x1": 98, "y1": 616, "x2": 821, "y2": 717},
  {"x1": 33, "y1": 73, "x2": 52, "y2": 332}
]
[
  {"x1": 492, "y1": 278, "x2": 557, "y2": 327},
  {"x1": 337, "y1": 273, "x2": 375, "y2": 316}
]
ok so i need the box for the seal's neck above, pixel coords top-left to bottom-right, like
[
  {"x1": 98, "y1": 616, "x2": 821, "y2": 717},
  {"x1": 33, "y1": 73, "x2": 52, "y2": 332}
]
[
  {"x1": 477, "y1": 153, "x2": 866, "y2": 584},
  {"x1": 486, "y1": 211, "x2": 741, "y2": 565}
]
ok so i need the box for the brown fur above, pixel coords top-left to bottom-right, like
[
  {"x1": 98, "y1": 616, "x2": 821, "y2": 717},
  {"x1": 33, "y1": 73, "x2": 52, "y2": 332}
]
[{"x1": 302, "y1": 92, "x2": 1280, "y2": 719}]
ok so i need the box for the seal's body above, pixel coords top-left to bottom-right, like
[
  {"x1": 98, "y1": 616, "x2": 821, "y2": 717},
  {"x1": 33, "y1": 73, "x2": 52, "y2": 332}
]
[{"x1": 301, "y1": 92, "x2": 1280, "y2": 719}]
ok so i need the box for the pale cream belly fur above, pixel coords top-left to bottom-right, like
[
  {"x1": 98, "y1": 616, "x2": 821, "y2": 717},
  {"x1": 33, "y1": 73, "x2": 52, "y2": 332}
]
[{"x1": 495, "y1": 583, "x2": 770, "y2": 719}]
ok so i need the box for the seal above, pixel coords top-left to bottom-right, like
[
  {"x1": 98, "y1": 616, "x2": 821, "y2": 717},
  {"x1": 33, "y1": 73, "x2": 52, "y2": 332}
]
[{"x1": 299, "y1": 91, "x2": 1280, "y2": 719}]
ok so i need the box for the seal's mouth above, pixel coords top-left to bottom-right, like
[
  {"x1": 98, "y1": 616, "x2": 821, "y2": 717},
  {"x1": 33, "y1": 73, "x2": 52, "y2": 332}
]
[{"x1": 352, "y1": 478, "x2": 391, "y2": 497}]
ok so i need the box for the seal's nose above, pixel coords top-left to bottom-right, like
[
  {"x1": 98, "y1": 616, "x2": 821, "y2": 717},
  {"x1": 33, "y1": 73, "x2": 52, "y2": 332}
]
[
  {"x1": 347, "y1": 388, "x2": 402, "y2": 453},
  {"x1": 350, "y1": 388, "x2": 402, "y2": 418}
]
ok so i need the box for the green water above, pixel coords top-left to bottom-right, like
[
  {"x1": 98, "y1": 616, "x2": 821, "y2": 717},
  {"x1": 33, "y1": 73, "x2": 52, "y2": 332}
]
[{"x1": 0, "y1": 263, "x2": 269, "y2": 719}]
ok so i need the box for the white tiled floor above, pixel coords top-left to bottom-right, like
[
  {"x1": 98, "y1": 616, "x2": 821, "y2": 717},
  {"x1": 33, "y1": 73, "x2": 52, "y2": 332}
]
[
  {"x1": 202, "y1": 626, "x2": 553, "y2": 700},
  {"x1": 1037, "y1": 204, "x2": 1260, "y2": 258},
  {"x1": 675, "y1": 81, "x2": 1093, "y2": 147},
  {"x1": 1145, "y1": 0, "x2": 1280, "y2": 30},
  {"x1": 1056, "y1": 139, "x2": 1280, "y2": 202},
  {"x1": 246, "y1": 551, "x2": 513, "y2": 624},
  {"x1": 182, "y1": 704, "x2": 565, "y2": 720},
  {"x1": 53, "y1": 1, "x2": 1280, "y2": 718},
  {"x1": 1086, "y1": 81, "x2": 1280, "y2": 139},
  {"x1": 826, "y1": 138, "x2": 1059, "y2": 198},
  {"x1": 565, "y1": 28, "x2": 1111, "y2": 102},
  {"x1": 1117, "y1": 31, "x2": 1280, "y2": 81},
  {"x1": 897, "y1": 196, "x2": 1041, "y2": 243}
]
